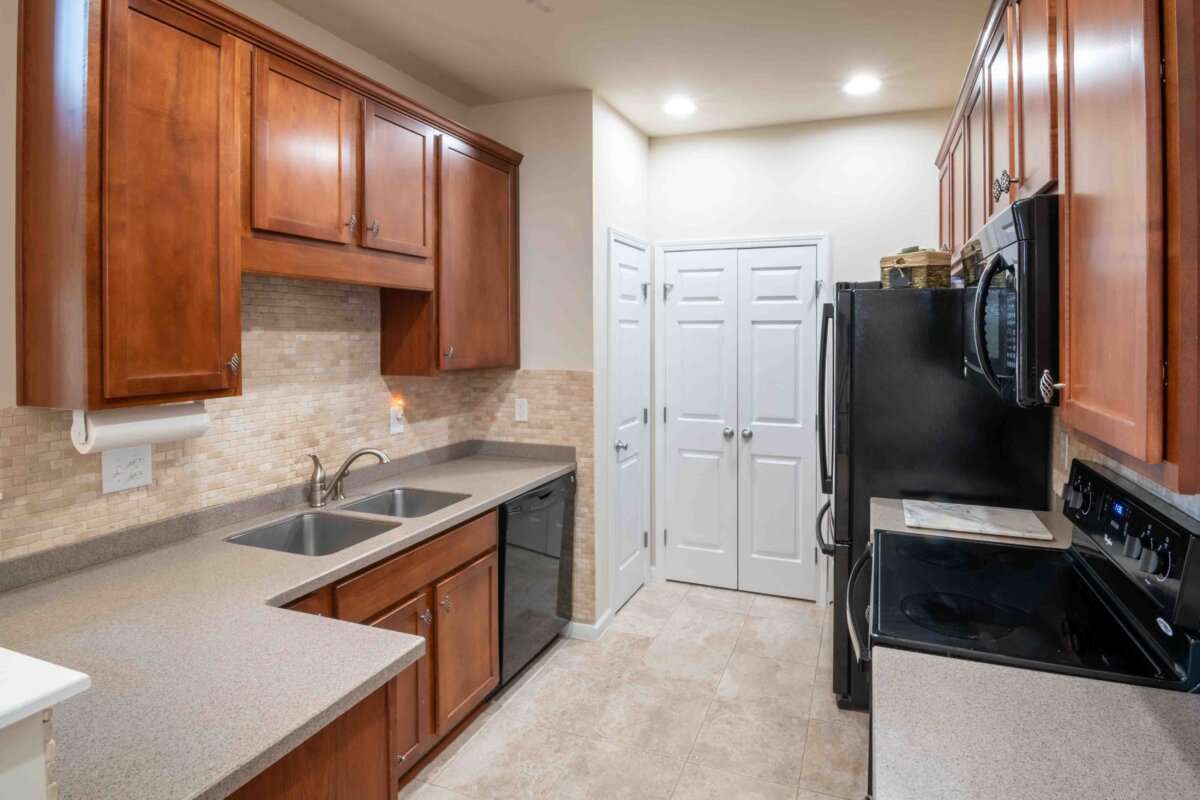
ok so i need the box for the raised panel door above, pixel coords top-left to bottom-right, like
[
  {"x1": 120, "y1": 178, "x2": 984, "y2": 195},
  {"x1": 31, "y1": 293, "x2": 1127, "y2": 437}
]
[
  {"x1": 252, "y1": 51, "x2": 357, "y2": 243},
  {"x1": 361, "y1": 100, "x2": 436, "y2": 257},
  {"x1": 438, "y1": 137, "x2": 519, "y2": 370},
  {"x1": 369, "y1": 590, "x2": 435, "y2": 779},
  {"x1": 938, "y1": 158, "x2": 953, "y2": 251},
  {"x1": 1060, "y1": 0, "x2": 1164, "y2": 462},
  {"x1": 433, "y1": 551, "x2": 499, "y2": 734},
  {"x1": 950, "y1": 127, "x2": 968, "y2": 251},
  {"x1": 985, "y1": 7, "x2": 1016, "y2": 214},
  {"x1": 1016, "y1": 0, "x2": 1058, "y2": 196},
  {"x1": 102, "y1": 0, "x2": 241, "y2": 400},
  {"x1": 965, "y1": 74, "x2": 988, "y2": 237}
]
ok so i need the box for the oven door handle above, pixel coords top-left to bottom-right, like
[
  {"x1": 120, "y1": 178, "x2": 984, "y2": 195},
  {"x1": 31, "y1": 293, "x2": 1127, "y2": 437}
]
[
  {"x1": 846, "y1": 542, "x2": 873, "y2": 665},
  {"x1": 972, "y1": 255, "x2": 1005, "y2": 395},
  {"x1": 817, "y1": 302, "x2": 834, "y2": 495},
  {"x1": 814, "y1": 499, "x2": 836, "y2": 557}
]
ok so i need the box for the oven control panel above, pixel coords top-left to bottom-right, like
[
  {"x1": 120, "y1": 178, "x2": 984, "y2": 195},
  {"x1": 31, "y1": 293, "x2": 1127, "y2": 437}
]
[{"x1": 1064, "y1": 460, "x2": 1200, "y2": 631}]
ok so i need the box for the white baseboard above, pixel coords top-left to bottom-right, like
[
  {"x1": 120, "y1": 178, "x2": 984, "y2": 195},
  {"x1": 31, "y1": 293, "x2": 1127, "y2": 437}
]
[{"x1": 565, "y1": 608, "x2": 612, "y2": 640}]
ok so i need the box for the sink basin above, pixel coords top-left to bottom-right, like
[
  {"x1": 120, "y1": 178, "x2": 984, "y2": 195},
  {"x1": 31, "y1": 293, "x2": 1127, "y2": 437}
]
[
  {"x1": 341, "y1": 487, "x2": 470, "y2": 518},
  {"x1": 226, "y1": 513, "x2": 396, "y2": 556}
]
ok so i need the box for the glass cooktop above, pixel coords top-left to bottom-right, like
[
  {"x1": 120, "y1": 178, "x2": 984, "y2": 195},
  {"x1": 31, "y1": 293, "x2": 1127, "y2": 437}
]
[{"x1": 872, "y1": 531, "x2": 1170, "y2": 683}]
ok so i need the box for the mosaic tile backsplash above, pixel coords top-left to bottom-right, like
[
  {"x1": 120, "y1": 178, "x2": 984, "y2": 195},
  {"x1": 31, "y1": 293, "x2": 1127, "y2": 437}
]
[{"x1": 0, "y1": 276, "x2": 597, "y2": 621}]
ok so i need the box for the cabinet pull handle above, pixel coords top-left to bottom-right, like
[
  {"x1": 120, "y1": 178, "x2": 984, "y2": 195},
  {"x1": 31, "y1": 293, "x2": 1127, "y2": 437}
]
[
  {"x1": 444, "y1": 345, "x2": 455, "y2": 360},
  {"x1": 226, "y1": 353, "x2": 241, "y2": 374},
  {"x1": 419, "y1": 609, "x2": 433, "y2": 626},
  {"x1": 368, "y1": 220, "x2": 380, "y2": 236},
  {"x1": 441, "y1": 595, "x2": 452, "y2": 611},
  {"x1": 345, "y1": 213, "x2": 358, "y2": 231}
]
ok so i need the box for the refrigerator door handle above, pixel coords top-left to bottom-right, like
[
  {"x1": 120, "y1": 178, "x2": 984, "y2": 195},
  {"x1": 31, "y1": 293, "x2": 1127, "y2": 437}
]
[
  {"x1": 817, "y1": 302, "x2": 835, "y2": 494},
  {"x1": 814, "y1": 499, "x2": 836, "y2": 556},
  {"x1": 846, "y1": 543, "x2": 873, "y2": 665}
]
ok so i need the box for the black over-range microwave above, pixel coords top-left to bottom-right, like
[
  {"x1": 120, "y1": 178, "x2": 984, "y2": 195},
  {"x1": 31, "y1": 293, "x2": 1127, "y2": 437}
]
[{"x1": 958, "y1": 194, "x2": 1059, "y2": 408}]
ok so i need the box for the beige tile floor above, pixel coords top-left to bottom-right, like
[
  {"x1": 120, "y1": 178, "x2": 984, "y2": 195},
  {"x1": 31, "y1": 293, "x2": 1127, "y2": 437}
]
[{"x1": 401, "y1": 582, "x2": 870, "y2": 800}]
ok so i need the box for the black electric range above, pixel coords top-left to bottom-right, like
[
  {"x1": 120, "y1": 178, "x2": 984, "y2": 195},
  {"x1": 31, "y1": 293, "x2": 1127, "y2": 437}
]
[{"x1": 867, "y1": 460, "x2": 1200, "y2": 692}]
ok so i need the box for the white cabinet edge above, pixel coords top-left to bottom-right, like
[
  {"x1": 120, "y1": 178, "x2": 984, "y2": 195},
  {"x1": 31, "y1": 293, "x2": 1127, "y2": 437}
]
[{"x1": 0, "y1": 648, "x2": 91, "y2": 729}]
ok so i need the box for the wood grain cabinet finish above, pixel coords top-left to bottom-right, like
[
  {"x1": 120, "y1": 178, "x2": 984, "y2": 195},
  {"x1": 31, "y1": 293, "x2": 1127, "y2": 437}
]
[
  {"x1": 938, "y1": 158, "x2": 953, "y2": 251},
  {"x1": 950, "y1": 127, "x2": 968, "y2": 252},
  {"x1": 433, "y1": 551, "x2": 500, "y2": 733},
  {"x1": 1014, "y1": 0, "x2": 1059, "y2": 197},
  {"x1": 251, "y1": 51, "x2": 358, "y2": 244},
  {"x1": 965, "y1": 74, "x2": 989, "y2": 238},
  {"x1": 984, "y1": 7, "x2": 1016, "y2": 215},
  {"x1": 370, "y1": 591, "x2": 436, "y2": 775},
  {"x1": 361, "y1": 101, "x2": 437, "y2": 258},
  {"x1": 18, "y1": 0, "x2": 243, "y2": 410}
]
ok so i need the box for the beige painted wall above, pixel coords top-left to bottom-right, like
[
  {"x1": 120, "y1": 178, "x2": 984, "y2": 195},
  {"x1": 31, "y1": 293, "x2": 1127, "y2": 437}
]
[
  {"x1": 467, "y1": 91, "x2": 595, "y2": 372},
  {"x1": 649, "y1": 108, "x2": 948, "y2": 282}
]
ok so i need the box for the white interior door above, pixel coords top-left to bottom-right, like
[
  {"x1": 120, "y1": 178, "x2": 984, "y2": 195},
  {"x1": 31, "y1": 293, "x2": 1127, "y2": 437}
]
[
  {"x1": 663, "y1": 249, "x2": 739, "y2": 589},
  {"x1": 609, "y1": 233, "x2": 652, "y2": 611},
  {"x1": 736, "y1": 246, "x2": 818, "y2": 599}
]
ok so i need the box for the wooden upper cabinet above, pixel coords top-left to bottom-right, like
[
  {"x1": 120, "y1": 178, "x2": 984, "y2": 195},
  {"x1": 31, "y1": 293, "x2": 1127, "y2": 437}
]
[
  {"x1": 938, "y1": 157, "x2": 953, "y2": 251},
  {"x1": 950, "y1": 127, "x2": 968, "y2": 251},
  {"x1": 361, "y1": 101, "x2": 437, "y2": 258},
  {"x1": 370, "y1": 591, "x2": 435, "y2": 776},
  {"x1": 252, "y1": 51, "x2": 358, "y2": 244},
  {"x1": 104, "y1": 0, "x2": 242, "y2": 401},
  {"x1": 965, "y1": 74, "x2": 988, "y2": 238},
  {"x1": 1059, "y1": 0, "x2": 1164, "y2": 463},
  {"x1": 438, "y1": 137, "x2": 520, "y2": 371},
  {"x1": 433, "y1": 551, "x2": 499, "y2": 734},
  {"x1": 1014, "y1": 0, "x2": 1058, "y2": 196},
  {"x1": 985, "y1": 6, "x2": 1016, "y2": 215}
]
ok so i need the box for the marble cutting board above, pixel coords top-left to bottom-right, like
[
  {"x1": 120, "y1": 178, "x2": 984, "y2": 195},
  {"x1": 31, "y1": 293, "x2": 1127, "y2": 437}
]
[{"x1": 902, "y1": 500, "x2": 1053, "y2": 541}]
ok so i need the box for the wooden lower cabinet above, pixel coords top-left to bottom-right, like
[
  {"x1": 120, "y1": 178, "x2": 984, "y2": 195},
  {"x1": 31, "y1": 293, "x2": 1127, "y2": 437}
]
[
  {"x1": 370, "y1": 590, "x2": 436, "y2": 774},
  {"x1": 228, "y1": 685, "x2": 391, "y2": 800},
  {"x1": 434, "y1": 552, "x2": 501, "y2": 732}
]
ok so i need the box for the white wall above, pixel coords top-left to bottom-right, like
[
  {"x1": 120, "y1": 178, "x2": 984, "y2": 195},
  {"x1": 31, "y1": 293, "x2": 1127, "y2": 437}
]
[
  {"x1": 649, "y1": 108, "x2": 948, "y2": 282},
  {"x1": 468, "y1": 92, "x2": 595, "y2": 371},
  {"x1": 591, "y1": 97, "x2": 650, "y2": 620}
]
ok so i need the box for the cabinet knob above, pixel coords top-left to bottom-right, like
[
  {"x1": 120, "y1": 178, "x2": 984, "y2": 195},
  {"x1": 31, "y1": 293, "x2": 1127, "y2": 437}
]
[
  {"x1": 992, "y1": 170, "x2": 1016, "y2": 202},
  {"x1": 441, "y1": 595, "x2": 452, "y2": 611},
  {"x1": 226, "y1": 353, "x2": 241, "y2": 374},
  {"x1": 419, "y1": 609, "x2": 433, "y2": 626},
  {"x1": 368, "y1": 220, "x2": 380, "y2": 236},
  {"x1": 345, "y1": 213, "x2": 358, "y2": 231},
  {"x1": 741, "y1": 428, "x2": 754, "y2": 440},
  {"x1": 722, "y1": 426, "x2": 735, "y2": 439},
  {"x1": 444, "y1": 345, "x2": 455, "y2": 360},
  {"x1": 396, "y1": 753, "x2": 406, "y2": 763}
]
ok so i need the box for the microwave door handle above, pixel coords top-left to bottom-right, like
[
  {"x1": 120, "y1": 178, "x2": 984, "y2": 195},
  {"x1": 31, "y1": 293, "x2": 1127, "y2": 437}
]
[
  {"x1": 817, "y1": 302, "x2": 834, "y2": 494},
  {"x1": 972, "y1": 256, "x2": 1004, "y2": 395}
]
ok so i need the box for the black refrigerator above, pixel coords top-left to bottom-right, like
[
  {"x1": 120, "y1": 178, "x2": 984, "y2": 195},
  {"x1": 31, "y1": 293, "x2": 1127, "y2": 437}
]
[{"x1": 818, "y1": 283, "x2": 1050, "y2": 710}]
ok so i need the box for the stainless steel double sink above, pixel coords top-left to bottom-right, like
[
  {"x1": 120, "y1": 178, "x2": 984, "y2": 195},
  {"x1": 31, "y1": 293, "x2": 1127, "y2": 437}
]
[{"x1": 225, "y1": 488, "x2": 471, "y2": 556}]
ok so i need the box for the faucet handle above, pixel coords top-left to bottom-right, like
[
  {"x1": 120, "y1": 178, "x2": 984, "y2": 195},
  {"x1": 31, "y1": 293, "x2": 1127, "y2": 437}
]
[{"x1": 309, "y1": 454, "x2": 326, "y2": 486}]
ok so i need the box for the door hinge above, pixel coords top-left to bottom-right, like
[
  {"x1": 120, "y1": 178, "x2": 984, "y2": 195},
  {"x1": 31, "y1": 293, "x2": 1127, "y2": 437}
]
[
  {"x1": 1164, "y1": 361, "x2": 1169, "y2": 387},
  {"x1": 643, "y1": 407, "x2": 649, "y2": 424},
  {"x1": 664, "y1": 529, "x2": 669, "y2": 546},
  {"x1": 641, "y1": 282, "x2": 650, "y2": 301},
  {"x1": 663, "y1": 406, "x2": 668, "y2": 424},
  {"x1": 1161, "y1": 59, "x2": 1168, "y2": 84},
  {"x1": 663, "y1": 283, "x2": 675, "y2": 302},
  {"x1": 643, "y1": 530, "x2": 649, "y2": 548}
]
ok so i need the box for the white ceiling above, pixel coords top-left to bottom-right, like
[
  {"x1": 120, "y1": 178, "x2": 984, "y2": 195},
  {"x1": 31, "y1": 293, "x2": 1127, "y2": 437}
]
[{"x1": 272, "y1": 0, "x2": 990, "y2": 136}]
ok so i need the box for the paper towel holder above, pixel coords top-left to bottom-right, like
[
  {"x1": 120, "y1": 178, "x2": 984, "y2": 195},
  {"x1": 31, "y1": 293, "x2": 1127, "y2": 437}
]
[{"x1": 70, "y1": 401, "x2": 211, "y2": 455}]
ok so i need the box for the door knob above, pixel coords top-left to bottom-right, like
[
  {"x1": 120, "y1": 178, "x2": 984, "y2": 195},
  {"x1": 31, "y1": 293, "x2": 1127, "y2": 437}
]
[
  {"x1": 614, "y1": 440, "x2": 629, "y2": 452},
  {"x1": 722, "y1": 427, "x2": 735, "y2": 439},
  {"x1": 741, "y1": 428, "x2": 754, "y2": 440}
]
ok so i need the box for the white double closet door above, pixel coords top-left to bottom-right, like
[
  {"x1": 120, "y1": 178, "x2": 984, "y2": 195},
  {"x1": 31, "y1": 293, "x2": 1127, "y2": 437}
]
[{"x1": 663, "y1": 244, "x2": 819, "y2": 600}]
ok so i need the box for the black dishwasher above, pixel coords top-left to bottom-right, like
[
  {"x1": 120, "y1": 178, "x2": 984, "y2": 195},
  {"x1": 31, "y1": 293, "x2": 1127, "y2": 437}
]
[{"x1": 498, "y1": 473, "x2": 575, "y2": 686}]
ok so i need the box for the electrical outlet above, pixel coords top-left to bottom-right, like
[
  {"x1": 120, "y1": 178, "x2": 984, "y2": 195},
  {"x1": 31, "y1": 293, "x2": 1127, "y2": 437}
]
[
  {"x1": 102, "y1": 445, "x2": 152, "y2": 494},
  {"x1": 389, "y1": 404, "x2": 406, "y2": 434},
  {"x1": 514, "y1": 398, "x2": 529, "y2": 423}
]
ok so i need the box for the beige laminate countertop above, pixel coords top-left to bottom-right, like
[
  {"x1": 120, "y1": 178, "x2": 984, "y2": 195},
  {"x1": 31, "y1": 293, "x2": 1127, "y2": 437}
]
[{"x1": 0, "y1": 454, "x2": 574, "y2": 800}]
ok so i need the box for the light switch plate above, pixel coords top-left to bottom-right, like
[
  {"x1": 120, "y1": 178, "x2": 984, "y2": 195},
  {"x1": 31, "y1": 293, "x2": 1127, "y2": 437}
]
[
  {"x1": 389, "y1": 405, "x2": 406, "y2": 434},
  {"x1": 102, "y1": 445, "x2": 152, "y2": 494},
  {"x1": 514, "y1": 398, "x2": 529, "y2": 423}
]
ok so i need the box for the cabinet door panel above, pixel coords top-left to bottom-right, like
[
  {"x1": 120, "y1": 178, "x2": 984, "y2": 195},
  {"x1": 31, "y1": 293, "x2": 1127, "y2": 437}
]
[
  {"x1": 252, "y1": 51, "x2": 357, "y2": 243},
  {"x1": 362, "y1": 101, "x2": 436, "y2": 257},
  {"x1": 433, "y1": 551, "x2": 499, "y2": 733},
  {"x1": 370, "y1": 591, "x2": 435, "y2": 778},
  {"x1": 950, "y1": 127, "x2": 967, "y2": 251},
  {"x1": 986, "y1": 8, "x2": 1015, "y2": 215},
  {"x1": 103, "y1": 0, "x2": 240, "y2": 400},
  {"x1": 1016, "y1": 0, "x2": 1058, "y2": 196},
  {"x1": 938, "y1": 158, "x2": 953, "y2": 251},
  {"x1": 438, "y1": 137, "x2": 519, "y2": 370},
  {"x1": 965, "y1": 75, "x2": 988, "y2": 237},
  {"x1": 1060, "y1": 0, "x2": 1164, "y2": 462}
]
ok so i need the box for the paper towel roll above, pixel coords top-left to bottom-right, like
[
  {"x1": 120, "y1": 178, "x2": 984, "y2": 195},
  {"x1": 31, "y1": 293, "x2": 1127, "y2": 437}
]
[{"x1": 70, "y1": 402, "x2": 211, "y2": 455}]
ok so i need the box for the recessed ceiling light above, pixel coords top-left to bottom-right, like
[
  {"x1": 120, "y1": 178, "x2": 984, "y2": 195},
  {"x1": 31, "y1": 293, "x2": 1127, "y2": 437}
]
[
  {"x1": 663, "y1": 95, "x2": 697, "y2": 117},
  {"x1": 843, "y1": 74, "x2": 882, "y2": 96}
]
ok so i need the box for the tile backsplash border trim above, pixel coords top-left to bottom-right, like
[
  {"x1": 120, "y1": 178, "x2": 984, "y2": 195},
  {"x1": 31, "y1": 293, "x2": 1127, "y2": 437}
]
[{"x1": 0, "y1": 440, "x2": 574, "y2": 594}]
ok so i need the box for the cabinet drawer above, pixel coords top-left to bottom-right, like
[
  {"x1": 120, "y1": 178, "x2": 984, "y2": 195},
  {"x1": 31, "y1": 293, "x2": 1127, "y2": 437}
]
[{"x1": 334, "y1": 511, "x2": 497, "y2": 623}]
